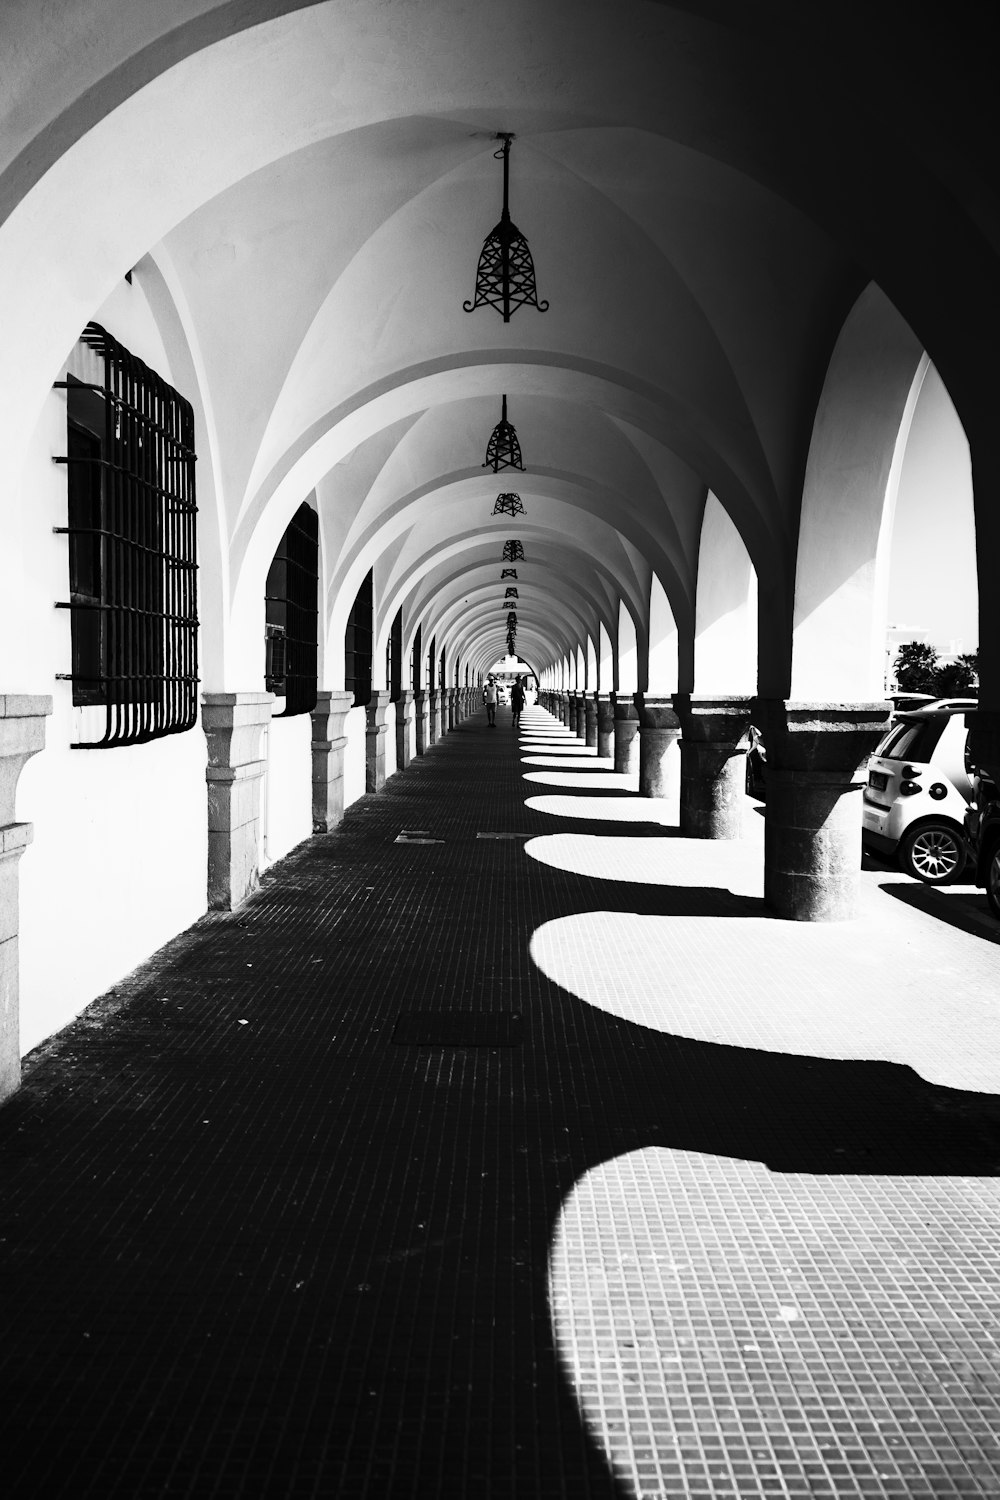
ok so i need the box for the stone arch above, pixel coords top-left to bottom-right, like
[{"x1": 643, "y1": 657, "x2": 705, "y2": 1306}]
[
  {"x1": 791, "y1": 284, "x2": 925, "y2": 700},
  {"x1": 647, "y1": 573, "x2": 679, "y2": 696},
  {"x1": 617, "y1": 600, "x2": 638, "y2": 694},
  {"x1": 694, "y1": 493, "x2": 757, "y2": 696}
]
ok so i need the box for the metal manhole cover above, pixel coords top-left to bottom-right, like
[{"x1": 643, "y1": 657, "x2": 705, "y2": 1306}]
[{"x1": 392, "y1": 1012, "x2": 522, "y2": 1046}]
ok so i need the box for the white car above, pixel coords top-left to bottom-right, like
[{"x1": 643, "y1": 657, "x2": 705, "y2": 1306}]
[{"x1": 862, "y1": 706, "x2": 973, "y2": 882}]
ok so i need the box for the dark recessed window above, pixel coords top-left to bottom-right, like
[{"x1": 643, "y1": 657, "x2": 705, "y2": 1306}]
[
  {"x1": 265, "y1": 502, "x2": 318, "y2": 716},
  {"x1": 411, "y1": 624, "x2": 421, "y2": 693},
  {"x1": 345, "y1": 569, "x2": 373, "y2": 708},
  {"x1": 54, "y1": 322, "x2": 198, "y2": 747},
  {"x1": 388, "y1": 608, "x2": 402, "y2": 702}
]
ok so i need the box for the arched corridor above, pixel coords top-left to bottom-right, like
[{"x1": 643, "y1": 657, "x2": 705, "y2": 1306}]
[
  {"x1": 3, "y1": 6, "x2": 1000, "y2": 1494},
  {"x1": 3, "y1": 708, "x2": 999, "y2": 1497}
]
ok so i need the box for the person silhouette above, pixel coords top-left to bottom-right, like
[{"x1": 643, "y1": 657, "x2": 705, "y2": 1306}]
[
  {"x1": 510, "y1": 676, "x2": 525, "y2": 729},
  {"x1": 485, "y1": 677, "x2": 498, "y2": 727}
]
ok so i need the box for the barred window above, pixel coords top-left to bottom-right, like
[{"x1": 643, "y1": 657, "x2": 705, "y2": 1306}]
[
  {"x1": 54, "y1": 322, "x2": 198, "y2": 747},
  {"x1": 264, "y1": 502, "x2": 318, "y2": 716},
  {"x1": 345, "y1": 569, "x2": 373, "y2": 708},
  {"x1": 411, "y1": 624, "x2": 421, "y2": 693},
  {"x1": 388, "y1": 608, "x2": 402, "y2": 702}
]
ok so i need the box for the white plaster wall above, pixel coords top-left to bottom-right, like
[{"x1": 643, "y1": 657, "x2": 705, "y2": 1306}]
[
  {"x1": 17, "y1": 728, "x2": 206, "y2": 1056},
  {"x1": 344, "y1": 705, "x2": 367, "y2": 808},
  {"x1": 263, "y1": 713, "x2": 312, "y2": 866},
  {"x1": 648, "y1": 574, "x2": 678, "y2": 693},
  {"x1": 385, "y1": 700, "x2": 398, "y2": 779}
]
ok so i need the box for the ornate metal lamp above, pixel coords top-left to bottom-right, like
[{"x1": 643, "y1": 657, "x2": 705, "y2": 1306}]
[
  {"x1": 504, "y1": 587, "x2": 519, "y2": 599},
  {"x1": 492, "y1": 492, "x2": 525, "y2": 516},
  {"x1": 464, "y1": 134, "x2": 548, "y2": 323},
  {"x1": 502, "y1": 539, "x2": 525, "y2": 562},
  {"x1": 483, "y1": 396, "x2": 523, "y2": 472},
  {"x1": 501, "y1": 567, "x2": 518, "y2": 580},
  {"x1": 506, "y1": 611, "x2": 518, "y2": 629}
]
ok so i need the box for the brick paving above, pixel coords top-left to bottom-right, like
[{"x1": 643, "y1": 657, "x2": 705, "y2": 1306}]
[{"x1": 2, "y1": 703, "x2": 1000, "y2": 1498}]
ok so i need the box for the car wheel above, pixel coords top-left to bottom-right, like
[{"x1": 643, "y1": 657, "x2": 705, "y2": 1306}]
[
  {"x1": 898, "y1": 820, "x2": 966, "y2": 884},
  {"x1": 987, "y1": 844, "x2": 1000, "y2": 920}
]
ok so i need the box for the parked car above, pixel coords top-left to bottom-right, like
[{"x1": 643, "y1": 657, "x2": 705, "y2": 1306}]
[
  {"x1": 862, "y1": 706, "x2": 973, "y2": 883},
  {"x1": 965, "y1": 770, "x2": 1000, "y2": 919},
  {"x1": 890, "y1": 691, "x2": 936, "y2": 711}
]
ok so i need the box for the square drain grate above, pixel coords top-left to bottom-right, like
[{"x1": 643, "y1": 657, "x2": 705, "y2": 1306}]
[{"x1": 392, "y1": 1011, "x2": 522, "y2": 1046}]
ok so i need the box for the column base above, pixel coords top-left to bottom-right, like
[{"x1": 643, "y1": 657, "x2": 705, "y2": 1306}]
[{"x1": 311, "y1": 690, "x2": 355, "y2": 833}]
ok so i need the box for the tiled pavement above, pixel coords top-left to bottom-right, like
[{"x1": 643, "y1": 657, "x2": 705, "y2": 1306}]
[{"x1": 2, "y1": 704, "x2": 1000, "y2": 1498}]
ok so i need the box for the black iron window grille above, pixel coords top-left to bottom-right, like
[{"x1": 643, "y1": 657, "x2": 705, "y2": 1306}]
[
  {"x1": 264, "y1": 501, "x2": 318, "y2": 715},
  {"x1": 53, "y1": 322, "x2": 198, "y2": 748},
  {"x1": 483, "y1": 396, "x2": 524, "y2": 472},
  {"x1": 463, "y1": 134, "x2": 548, "y2": 323},
  {"x1": 427, "y1": 636, "x2": 435, "y2": 695},
  {"x1": 502, "y1": 539, "x2": 525, "y2": 562},
  {"x1": 388, "y1": 607, "x2": 402, "y2": 701},
  {"x1": 345, "y1": 568, "x2": 373, "y2": 708},
  {"x1": 412, "y1": 624, "x2": 422, "y2": 692}
]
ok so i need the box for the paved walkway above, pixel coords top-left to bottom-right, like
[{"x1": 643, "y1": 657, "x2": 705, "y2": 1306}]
[{"x1": 2, "y1": 704, "x2": 1000, "y2": 1498}]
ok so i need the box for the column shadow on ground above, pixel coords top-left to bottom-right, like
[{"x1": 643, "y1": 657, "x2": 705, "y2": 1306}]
[{"x1": 2, "y1": 718, "x2": 997, "y2": 1499}]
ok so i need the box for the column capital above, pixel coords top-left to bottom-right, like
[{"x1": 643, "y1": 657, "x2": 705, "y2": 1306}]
[
  {"x1": 672, "y1": 693, "x2": 754, "y2": 744},
  {"x1": 611, "y1": 691, "x2": 638, "y2": 723},
  {"x1": 634, "y1": 693, "x2": 681, "y2": 731},
  {"x1": 0, "y1": 696, "x2": 52, "y2": 828},
  {"x1": 365, "y1": 690, "x2": 391, "y2": 732},
  {"x1": 757, "y1": 699, "x2": 891, "y2": 777},
  {"x1": 201, "y1": 691, "x2": 273, "y2": 911}
]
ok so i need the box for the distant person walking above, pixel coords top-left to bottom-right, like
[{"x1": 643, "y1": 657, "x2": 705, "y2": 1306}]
[
  {"x1": 510, "y1": 676, "x2": 525, "y2": 729},
  {"x1": 485, "y1": 677, "x2": 498, "y2": 727}
]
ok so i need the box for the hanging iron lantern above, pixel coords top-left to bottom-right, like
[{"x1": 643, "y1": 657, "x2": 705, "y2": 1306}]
[
  {"x1": 506, "y1": 611, "x2": 518, "y2": 629},
  {"x1": 463, "y1": 134, "x2": 548, "y2": 323},
  {"x1": 502, "y1": 539, "x2": 525, "y2": 562},
  {"x1": 501, "y1": 568, "x2": 518, "y2": 580},
  {"x1": 504, "y1": 587, "x2": 519, "y2": 599},
  {"x1": 483, "y1": 395, "x2": 523, "y2": 472},
  {"x1": 492, "y1": 492, "x2": 525, "y2": 516}
]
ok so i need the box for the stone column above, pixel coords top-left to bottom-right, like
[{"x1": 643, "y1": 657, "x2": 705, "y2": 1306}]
[
  {"x1": 366, "y1": 691, "x2": 391, "y2": 793},
  {"x1": 673, "y1": 694, "x2": 754, "y2": 839},
  {"x1": 584, "y1": 694, "x2": 598, "y2": 749},
  {"x1": 760, "y1": 700, "x2": 892, "y2": 921},
  {"x1": 596, "y1": 694, "x2": 614, "y2": 758},
  {"x1": 395, "y1": 691, "x2": 414, "y2": 771},
  {"x1": 574, "y1": 692, "x2": 586, "y2": 737},
  {"x1": 429, "y1": 689, "x2": 440, "y2": 744},
  {"x1": 203, "y1": 692, "x2": 273, "y2": 912},
  {"x1": 634, "y1": 694, "x2": 682, "y2": 800},
  {"x1": 612, "y1": 692, "x2": 640, "y2": 776},
  {"x1": 414, "y1": 690, "x2": 429, "y2": 755},
  {"x1": 0, "y1": 695, "x2": 51, "y2": 1103},
  {"x1": 311, "y1": 690, "x2": 355, "y2": 833}
]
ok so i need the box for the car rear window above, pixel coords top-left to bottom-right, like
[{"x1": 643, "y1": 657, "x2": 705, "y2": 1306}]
[{"x1": 880, "y1": 718, "x2": 947, "y2": 763}]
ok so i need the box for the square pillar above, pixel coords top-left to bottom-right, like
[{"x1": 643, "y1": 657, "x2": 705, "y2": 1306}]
[
  {"x1": 311, "y1": 690, "x2": 355, "y2": 833},
  {"x1": 366, "y1": 691, "x2": 391, "y2": 793},
  {"x1": 395, "y1": 691, "x2": 414, "y2": 770},
  {"x1": 414, "y1": 690, "x2": 429, "y2": 754},
  {"x1": 0, "y1": 695, "x2": 52, "y2": 1103},
  {"x1": 202, "y1": 692, "x2": 273, "y2": 912},
  {"x1": 429, "y1": 690, "x2": 440, "y2": 744}
]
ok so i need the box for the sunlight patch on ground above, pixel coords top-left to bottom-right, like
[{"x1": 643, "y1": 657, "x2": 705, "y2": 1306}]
[
  {"x1": 525, "y1": 792, "x2": 664, "y2": 822},
  {"x1": 525, "y1": 832, "x2": 762, "y2": 895},
  {"x1": 549, "y1": 1148, "x2": 1000, "y2": 1500},
  {"x1": 523, "y1": 770, "x2": 636, "y2": 791},
  {"x1": 521, "y1": 755, "x2": 612, "y2": 769},
  {"x1": 529, "y1": 908, "x2": 1000, "y2": 1092}
]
